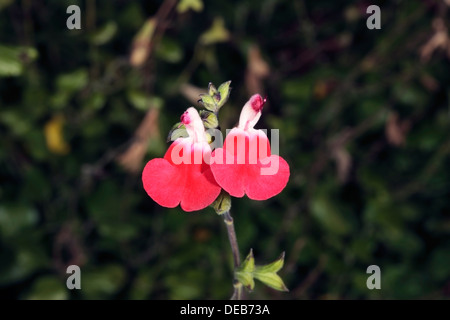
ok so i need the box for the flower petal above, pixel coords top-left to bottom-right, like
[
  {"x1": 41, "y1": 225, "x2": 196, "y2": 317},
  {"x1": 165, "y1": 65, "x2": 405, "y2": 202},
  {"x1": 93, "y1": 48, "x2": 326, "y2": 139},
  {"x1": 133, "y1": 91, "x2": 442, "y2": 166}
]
[
  {"x1": 244, "y1": 155, "x2": 290, "y2": 200},
  {"x1": 142, "y1": 158, "x2": 185, "y2": 208},
  {"x1": 211, "y1": 129, "x2": 289, "y2": 200},
  {"x1": 142, "y1": 138, "x2": 221, "y2": 212},
  {"x1": 180, "y1": 166, "x2": 221, "y2": 212}
]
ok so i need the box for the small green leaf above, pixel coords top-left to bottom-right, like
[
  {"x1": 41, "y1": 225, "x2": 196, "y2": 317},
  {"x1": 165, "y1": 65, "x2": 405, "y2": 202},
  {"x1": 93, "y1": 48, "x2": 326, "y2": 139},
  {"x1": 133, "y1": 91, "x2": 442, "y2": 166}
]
[
  {"x1": 199, "y1": 94, "x2": 216, "y2": 111},
  {"x1": 253, "y1": 271, "x2": 289, "y2": 292},
  {"x1": 254, "y1": 252, "x2": 285, "y2": 274},
  {"x1": 211, "y1": 190, "x2": 231, "y2": 215},
  {"x1": 200, "y1": 110, "x2": 219, "y2": 129},
  {"x1": 217, "y1": 81, "x2": 232, "y2": 108}
]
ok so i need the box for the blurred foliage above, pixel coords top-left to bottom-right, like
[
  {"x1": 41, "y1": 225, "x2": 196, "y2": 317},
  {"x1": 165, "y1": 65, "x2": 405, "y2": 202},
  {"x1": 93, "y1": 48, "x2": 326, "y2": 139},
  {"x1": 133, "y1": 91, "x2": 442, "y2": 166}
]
[{"x1": 0, "y1": 0, "x2": 449, "y2": 300}]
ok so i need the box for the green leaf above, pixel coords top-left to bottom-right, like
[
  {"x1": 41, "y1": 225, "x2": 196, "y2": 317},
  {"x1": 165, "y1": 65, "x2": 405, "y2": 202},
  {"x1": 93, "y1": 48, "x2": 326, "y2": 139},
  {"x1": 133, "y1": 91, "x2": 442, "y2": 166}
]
[
  {"x1": 199, "y1": 110, "x2": 219, "y2": 129},
  {"x1": 253, "y1": 271, "x2": 288, "y2": 292}
]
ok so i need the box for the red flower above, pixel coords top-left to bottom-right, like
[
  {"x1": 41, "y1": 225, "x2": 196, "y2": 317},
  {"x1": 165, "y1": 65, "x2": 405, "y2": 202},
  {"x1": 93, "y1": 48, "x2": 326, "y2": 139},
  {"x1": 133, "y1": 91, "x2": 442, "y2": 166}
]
[
  {"x1": 210, "y1": 94, "x2": 290, "y2": 200},
  {"x1": 142, "y1": 108, "x2": 221, "y2": 212}
]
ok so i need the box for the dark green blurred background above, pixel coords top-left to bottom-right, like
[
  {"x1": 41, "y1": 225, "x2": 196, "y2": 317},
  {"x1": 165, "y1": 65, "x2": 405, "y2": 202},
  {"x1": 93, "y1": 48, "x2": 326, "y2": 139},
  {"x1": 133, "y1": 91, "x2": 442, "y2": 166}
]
[{"x1": 0, "y1": 0, "x2": 449, "y2": 300}]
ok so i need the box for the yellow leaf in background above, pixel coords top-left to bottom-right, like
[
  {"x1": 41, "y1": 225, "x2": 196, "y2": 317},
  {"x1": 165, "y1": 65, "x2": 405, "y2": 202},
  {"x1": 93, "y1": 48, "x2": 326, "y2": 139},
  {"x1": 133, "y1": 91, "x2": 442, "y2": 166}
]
[
  {"x1": 177, "y1": 0, "x2": 204, "y2": 13},
  {"x1": 44, "y1": 115, "x2": 70, "y2": 155},
  {"x1": 200, "y1": 17, "x2": 230, "y2": 45}
]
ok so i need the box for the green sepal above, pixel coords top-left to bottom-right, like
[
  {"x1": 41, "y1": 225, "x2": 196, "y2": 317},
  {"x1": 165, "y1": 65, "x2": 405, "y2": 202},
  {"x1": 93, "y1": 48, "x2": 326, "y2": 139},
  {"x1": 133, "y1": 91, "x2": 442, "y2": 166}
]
[
  {"x1": 211, "y1": 190, "x2": 231, "y2": 215},
  {"x1": 167, "y1": 122, "x2": 188, "y2": 142},
  {"x1": 208, "y1": 82, "x2": 218, "y2": 96},
  {"x1": 239, "y1": 249, "x2": 255, "y2": 273},
  {"x1": 253, "y1": 251, "x2": 285, "y2": 274},
  {"x1": 253, "y1": 270, "x2": 288, "y2": 292},
  {"x1": 198, "y1": 81, "x2": 231, "y2": 112},
  {"x1": 199, "y1": 110, "x2": 219, "y2": 129},
  {"x1": 199, "y1": 94, "x2": 216, "y2": 111},
  {"x1": 235, "y1": 249, "x2": 255, "y2": 291},
  {"x1": 234, "y1": 251, "x2": 288, "y2": 293},
  {"x1": 253, "y1": 252, "x2": 288, "y2": 292}
]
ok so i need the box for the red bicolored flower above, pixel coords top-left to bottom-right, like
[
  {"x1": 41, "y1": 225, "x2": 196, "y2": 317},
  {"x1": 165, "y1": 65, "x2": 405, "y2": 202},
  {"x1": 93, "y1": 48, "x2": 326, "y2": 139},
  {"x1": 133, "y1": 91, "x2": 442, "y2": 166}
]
[
  {"x1": 210, "y1": 94, "x2": 290, "y2": 200},
  {"x1": 142, "y1": 108, "x2": 221, "y2": 212}
]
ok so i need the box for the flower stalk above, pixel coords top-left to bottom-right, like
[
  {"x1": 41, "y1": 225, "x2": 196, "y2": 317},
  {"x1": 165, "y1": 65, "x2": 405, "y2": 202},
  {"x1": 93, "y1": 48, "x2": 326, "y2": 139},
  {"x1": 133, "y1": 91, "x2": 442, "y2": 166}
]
[{"x1": 221, "y1": 210, "x2": 243, "y2": 300}]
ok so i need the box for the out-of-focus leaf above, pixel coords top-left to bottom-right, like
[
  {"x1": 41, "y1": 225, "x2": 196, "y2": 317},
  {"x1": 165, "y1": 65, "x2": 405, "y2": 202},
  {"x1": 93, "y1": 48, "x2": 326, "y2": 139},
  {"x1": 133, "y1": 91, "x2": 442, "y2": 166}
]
[
  {"x1": 0, "y1": 241, "x2": 48, "y2": 285},
  {"x1": 127, "y1": 90, "x2": 149, "y2": 111},
  {"x1": 155, "y1": 37, "x2": 184, "y2": 63},
  {"x1": 0, "y1": 205, "x2": 38, "y2": 238},
  {"x1": 311, "y1": 195, "x2": 352, "y2": 236},
  {"x1": 129, "y1": 269, "x2": 156, "y2": 300},
  {"x1": 166, "y1": 270, "x2": 203, "y2": 300},
  {"x1": 177, "y1": 0, "x2": 203, "y2": 13},
  {"x1": 56, "y1": 69, "x2": 88, "y2": 92},
  {"x1": 0, "y1": 0, "x2": 14, "y2": 11},
  {"x1": 0, "y1": 110, "x2": 32, "y2": 136},
  {"x1": 200, "y1": 17, "x2": 230, "y2": 45},
  {"x1": 91, "y1": 21, "x2": 118, "y2": 45},
  {"x1": 24, "y1": 276, "x2": 68, "y2": 300},
  {"x1": 81, "y1": 265, "x2": 126, "y2": 299},
  {"x1": 0, "y1": 45, "x2": 38, "y2": 77},
  {"x1": 85, "y1": 93, "x2": 106, "y2": 111}
]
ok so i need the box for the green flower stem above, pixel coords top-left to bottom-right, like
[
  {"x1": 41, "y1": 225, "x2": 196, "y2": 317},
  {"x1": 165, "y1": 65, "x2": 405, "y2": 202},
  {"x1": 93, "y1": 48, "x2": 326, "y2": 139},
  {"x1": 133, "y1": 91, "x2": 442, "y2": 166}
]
[{"x1": 222, "y1": 210, "x2": 242, "y2": 300}]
